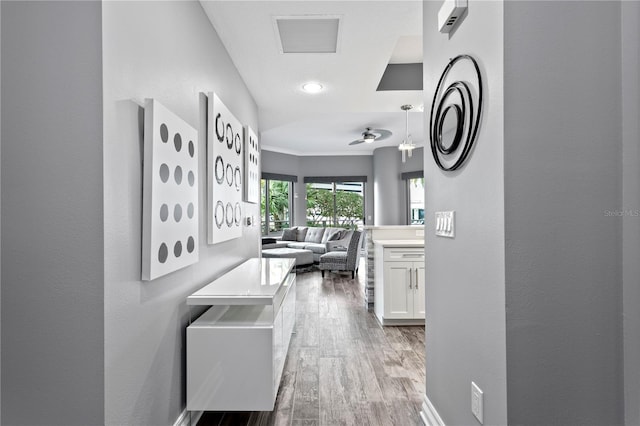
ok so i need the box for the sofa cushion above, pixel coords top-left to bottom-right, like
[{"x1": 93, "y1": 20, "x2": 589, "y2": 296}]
[
  {"x1": 304, "y1": 243, "x2": 328, "y2": 254},
  {"x1": 286, "y1": 242, "x2": 308, "y2": 250},
  {"x1": 262, "y1": 242, "x2": 290, "y2": 250},
  {"x1": 305, "y1": 227, "x2": 325, "y2": 243},
  {"x1": 281, "y1": 227, "x2": 298, "y2": 241},
  {"x1": 296, "y1": 227, "x2": 308, "y2": 242}
]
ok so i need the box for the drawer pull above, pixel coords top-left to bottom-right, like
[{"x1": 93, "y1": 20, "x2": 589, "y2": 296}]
[{"x1": 402, "y1": 253, "x2": 423, "y2": 258}]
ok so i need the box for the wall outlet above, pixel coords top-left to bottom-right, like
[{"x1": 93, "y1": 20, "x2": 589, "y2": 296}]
[{"x1": 471, "y1": 382, "x2": 484, "y2": 424}]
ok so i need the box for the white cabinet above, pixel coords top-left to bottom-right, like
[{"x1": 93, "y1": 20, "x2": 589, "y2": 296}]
[
  {"x1": 186, "y1": 258, "x2": 296, "y2": 412},
  {"x1": 374, "y1": 244, "x2": 425, "y2": 326}
]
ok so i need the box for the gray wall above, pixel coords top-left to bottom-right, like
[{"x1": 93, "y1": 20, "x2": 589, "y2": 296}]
[
  {"x1": 373, "y1": 147, "x2": 402, "y2": 225},
  {"x1": 0, "y1": 2, "x2": 3, "y2": 422},
  {"x1": 261, "y1": 148, "x2": 424, "y2": 228},
  {"x1": 423, "y1": 1, "x2": 507, "y2": 424},
  {"x1": 261, "y1": 150, "x2": 375, "y2": 226},
  {"x1": 622, "y1": 2, "x2": 640, "y2": 424},
  {"x1": 1, "y1": 2, "x2": 104, "y2": 424},
  {"x1": 102, "y1": 2, "x2": 259, "y2": 425},
  {"x1": 504, "y1": 2, "x2": 623, "y2": 424}
]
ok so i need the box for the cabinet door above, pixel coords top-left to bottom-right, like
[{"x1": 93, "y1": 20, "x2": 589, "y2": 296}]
[
  {"x1": 413, "y1": 264, "x2": 426, "y2": 319},
  {"x1": 383, "y1": 261, "x2": 413, "y2": 319}
]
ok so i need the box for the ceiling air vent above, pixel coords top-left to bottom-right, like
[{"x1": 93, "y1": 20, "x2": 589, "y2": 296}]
[{"x1": 275, "y1": 16, "x2": 340, "y2": 53}]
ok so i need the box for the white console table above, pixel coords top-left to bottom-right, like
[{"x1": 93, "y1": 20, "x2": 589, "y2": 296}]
[{"x1": 186, "y1": 258, "x2": 296, "y2": 411}]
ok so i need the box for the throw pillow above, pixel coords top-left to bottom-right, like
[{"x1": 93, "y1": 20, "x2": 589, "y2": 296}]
[
  {"x1": 327, "y1": 230, "x2": 344, "y2": 241},
  {"x1": 296, "y1": 227, "x2": 308, "y2": 242},
  {"x1": 281, "y1": 227, "x2": 298, "y2": 241}
]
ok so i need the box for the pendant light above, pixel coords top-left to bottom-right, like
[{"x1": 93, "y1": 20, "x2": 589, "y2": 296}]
[{"x1": 398, "y1": 104, "x2": 415, "y2": 163}]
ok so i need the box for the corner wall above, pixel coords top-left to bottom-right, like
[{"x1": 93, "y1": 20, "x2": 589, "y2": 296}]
[
  {"x1": 422, "y1": 1, "x2": 507, "y2": 424},
  {"x1": 102, "y1": 2, "x2": 259, "y2": 425},
  {"x1": 504, "y1": 2, "x2": 623, "y2": 424},
  {"x1": 1, "y1": 2, "x2": 104, "y2": 424},
  {"x1": 622, "y1": 2, "x2": 640, "y2": 424}
]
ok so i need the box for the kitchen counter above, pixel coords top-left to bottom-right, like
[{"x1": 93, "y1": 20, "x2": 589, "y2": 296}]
[{"x1": 373, "y1": 239, "x2": 425, "y2": 247}]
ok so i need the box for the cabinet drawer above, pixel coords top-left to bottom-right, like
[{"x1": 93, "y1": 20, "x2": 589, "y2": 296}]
[{"x1": 383, "y1": 247, "x2": 425, "y2": 262}]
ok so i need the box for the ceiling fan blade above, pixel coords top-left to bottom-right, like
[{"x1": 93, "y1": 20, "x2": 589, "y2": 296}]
[
  {"x1": 349, "y1": 139, "x2": 366, "y2": 146},
  {"x1": 370, "y1": 129, "x2": 392, "y2": 141}
]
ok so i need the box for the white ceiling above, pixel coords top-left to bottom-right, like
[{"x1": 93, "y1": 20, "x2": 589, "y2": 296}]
[{"x1": 200, "y1": 0, "x2": 424, "y2": 156}]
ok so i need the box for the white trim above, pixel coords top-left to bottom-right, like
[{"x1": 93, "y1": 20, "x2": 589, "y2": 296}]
[
  {"x1": 420, "y1": 393, "x2": 445, "y2": 426},
  {"x1": 173, "y1": 409, "x2": 202, "y2": 426}
]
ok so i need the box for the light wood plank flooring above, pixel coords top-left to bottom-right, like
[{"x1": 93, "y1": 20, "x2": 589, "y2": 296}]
[{"x1": 196, "y1": 263, "x2": 426, "y2": 426}]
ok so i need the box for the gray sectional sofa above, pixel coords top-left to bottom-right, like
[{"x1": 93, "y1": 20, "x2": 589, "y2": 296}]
[{"x1": 262, "y1": 226, "x2": 355, "y2": 262}]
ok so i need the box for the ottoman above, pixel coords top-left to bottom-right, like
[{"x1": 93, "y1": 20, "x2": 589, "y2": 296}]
[{"x1": 262, "y1": 247, "x2": 314, "y2": 266}]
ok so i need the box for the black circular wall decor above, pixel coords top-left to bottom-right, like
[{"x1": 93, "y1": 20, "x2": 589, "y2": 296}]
[
  {"x1": 430, "y1": 54, "x2": 484, "y2": 171},
  {"x1": 225, "y1": 124, "x2": 233, "y2": 149},
  {"x1": 215, "y1": 201, "x2": 225, "y2": 229},
  {"x1": 215, "y1": 114, "x2": 224, "y2": 143},
  {"x1": 214, "y1": 156, "x2": 225, "y2": 185}
]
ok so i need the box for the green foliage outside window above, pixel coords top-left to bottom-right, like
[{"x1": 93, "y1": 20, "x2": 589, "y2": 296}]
[
  {"x1": 306, "y1": 183, "x2": 363, "y2": 229},
  {"x1": 261, "y1": 179, "x2": 290, "y2": 234}
]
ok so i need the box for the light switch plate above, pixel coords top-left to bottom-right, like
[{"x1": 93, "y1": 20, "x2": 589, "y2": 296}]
[{"x1": 435, "y1": 211, "x2": 455, "y2": 238}]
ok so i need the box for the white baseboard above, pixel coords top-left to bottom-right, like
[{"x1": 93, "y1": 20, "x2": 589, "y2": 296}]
[
  {"x1": 420, "y1": 393, "x2": 445, "y2": 426},
  {"x1": 173, "y1": 409, "x2": 203, "y2": 426}
]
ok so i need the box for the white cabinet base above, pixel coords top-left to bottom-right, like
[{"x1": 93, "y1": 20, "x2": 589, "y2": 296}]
[
  {"x1": 186, "y1": 260, "x2": 296, "y2": 412},
  {"x1": 374, "y1": 316, "x2": 426, "y2": 326},
  {"x1": 373, "y1": 243, "x2": 425, "y2": 326}
]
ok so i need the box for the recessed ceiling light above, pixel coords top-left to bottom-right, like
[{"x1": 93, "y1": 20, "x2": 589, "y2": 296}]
[{"x1": 302, "y1": 82, "x2": 323, "y2": 94}]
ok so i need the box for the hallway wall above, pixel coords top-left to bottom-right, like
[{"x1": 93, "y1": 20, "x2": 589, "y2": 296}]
[
  {"x1": 1, "y1": 2, "x2": 104, "y2": 424},
  {"x1": 622, "y1": 1, "x2": 640, "y2": 424},
  {"x1": 504, "y1": 2, "x2": 623, "y2": 423},
  {"x1": 423, "y1": 1, "x2": 626, "y2": 425},
  {"x1": 422, "y1": 1, "x2": 507, "y2": 424},
  {"x1": 102, "y1": 2, "x2": 259, "y2": 425}
]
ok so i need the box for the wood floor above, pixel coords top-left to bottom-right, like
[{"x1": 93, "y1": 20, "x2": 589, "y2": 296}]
[{"x1": 196, "y1": 264, "x2": 426, "y2": 426}]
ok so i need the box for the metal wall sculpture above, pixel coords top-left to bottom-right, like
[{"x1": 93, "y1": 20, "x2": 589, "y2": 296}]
[{"x1": 429, "y1": 54, "x2": 483, "y2": 171}]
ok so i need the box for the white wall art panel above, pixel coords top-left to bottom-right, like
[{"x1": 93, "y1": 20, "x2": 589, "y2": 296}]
[
  {"x1": 208, "y1": 93, "x2": 243, "y2": 244},
  {"x1": 142, "y1": 99, "x2": 199, "y2": 280},
  {"x1": 244, "y1": 125, "x2": 260, "y2": 204}
]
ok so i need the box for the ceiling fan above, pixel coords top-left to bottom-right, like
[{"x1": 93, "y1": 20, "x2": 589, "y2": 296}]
[{"x1": 348, "y1": 127, "x2": 393, "y2": 146}]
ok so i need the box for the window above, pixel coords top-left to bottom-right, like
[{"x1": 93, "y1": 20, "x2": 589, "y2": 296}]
[
  {"x1": 402, "y1": 171, "x2": 424, "y2": 225},
  {"x1": 408, "y1": 177, "x2": 425, "y2": 225},
  {"x1": 304, "y1": 177, "x2": 366, "y2": 229},
  {"x1": 261, "y1": 173, "x2": 296, "y2": 236}
]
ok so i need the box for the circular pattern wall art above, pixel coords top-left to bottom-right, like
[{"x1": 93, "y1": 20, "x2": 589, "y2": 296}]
[
  {"x1": 142, "y1": 99, "x2": 199, "y2": 281},
  {"x1": 243, "y1": 126, "x2": 260, "y2": 204},
  {"x1": 429, "y1": 54, "x2": 484, "y2": 171},
  {"x1": 207, "y1": 93, "x2": 243, "y2": 244}
]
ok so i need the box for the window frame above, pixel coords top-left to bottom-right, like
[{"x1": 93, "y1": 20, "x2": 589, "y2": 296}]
[
  {"x1": 261, "y1": 173, "x2": 297, "y2": 236},
  {"x1": 402, "y1": 171, "x2": 425, "y2": 225}
]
